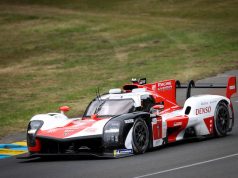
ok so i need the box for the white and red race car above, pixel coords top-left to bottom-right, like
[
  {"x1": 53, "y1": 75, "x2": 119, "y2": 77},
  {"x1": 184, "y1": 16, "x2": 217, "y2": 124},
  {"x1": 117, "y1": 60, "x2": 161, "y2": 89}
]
[{"x1": 24, "y1": 76, "x2": 236, "y2": 158}]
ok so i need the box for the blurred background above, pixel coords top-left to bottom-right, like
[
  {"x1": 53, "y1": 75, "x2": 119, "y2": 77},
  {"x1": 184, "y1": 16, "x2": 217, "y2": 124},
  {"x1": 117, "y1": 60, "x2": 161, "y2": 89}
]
[{"x1": 0, "y1": 0, "x2": 237, "y2": 138}]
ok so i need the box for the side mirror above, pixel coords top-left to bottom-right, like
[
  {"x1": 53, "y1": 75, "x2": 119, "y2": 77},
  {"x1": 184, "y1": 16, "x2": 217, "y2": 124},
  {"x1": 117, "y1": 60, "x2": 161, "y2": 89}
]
[
  {"x1": 59, "y1": 106, "x2": 70, "y2": 114},
  {"x1": 151, "y1": 104, "x2": 164, "y2": 116},
  {"x1": 91, "y1": 114, "x2": 98, "y2": 119},
  {"x1": 153, "y1": 104, "x2": 164, "y2": 110}
]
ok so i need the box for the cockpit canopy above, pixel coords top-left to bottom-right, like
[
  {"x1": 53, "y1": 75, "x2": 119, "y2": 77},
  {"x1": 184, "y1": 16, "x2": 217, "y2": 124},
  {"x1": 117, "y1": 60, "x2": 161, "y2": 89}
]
[{"x1": 84, "y1": 99, "x2": 135, "y2": 117}]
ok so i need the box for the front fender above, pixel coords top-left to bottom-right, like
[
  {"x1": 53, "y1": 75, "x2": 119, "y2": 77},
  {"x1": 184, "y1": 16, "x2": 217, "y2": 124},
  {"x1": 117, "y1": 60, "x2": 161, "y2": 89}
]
[
  {"x1": 103, "y1": 112, "x2": 151, "y2": 150},
  {"x1": 30, "y1": 113, "x2": 69, "y2": 131}
]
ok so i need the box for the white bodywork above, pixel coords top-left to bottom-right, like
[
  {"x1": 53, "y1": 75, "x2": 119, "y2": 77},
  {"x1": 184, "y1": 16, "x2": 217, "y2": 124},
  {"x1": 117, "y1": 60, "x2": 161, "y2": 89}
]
[
  {"x1": 30, "y1": 93, "x2": 232, "y2": 148},
  {"x1": 30, "y1": 113, "x2": 110, "y2": 138},
  {"x1": 101, "y1": 89, "x2": 152, "y2": 107},
  {"x1": 155, "y1": 95, "x2": 231, "y2": 144},
  {"x1": 31, "y1": 113, "x2": 70, "y2": 130},
  {"x1": 184, "y1": 95, "x2": 231, "y2": 136},
  {"x1": 29, "y1": 90, "x2": 153, "y2": 139}
]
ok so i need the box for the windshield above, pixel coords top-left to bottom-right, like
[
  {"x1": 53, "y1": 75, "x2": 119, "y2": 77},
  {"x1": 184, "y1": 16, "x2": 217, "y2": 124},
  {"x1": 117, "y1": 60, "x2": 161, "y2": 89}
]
[{"x1": 84, "y1": 99, "x2": 135, "y2": 117}]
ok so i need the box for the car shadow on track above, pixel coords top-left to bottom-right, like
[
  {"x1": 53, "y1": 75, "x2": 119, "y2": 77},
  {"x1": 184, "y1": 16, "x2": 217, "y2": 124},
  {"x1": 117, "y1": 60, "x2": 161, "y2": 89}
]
[
  {"x1": 18, "y1": 134, "x2": 236, "y2": 163},
  {"x1": 18, "y1": 154, "x2": 109, "y2": 163},
  {"x1": 147, "y1": 135, "x2": 232, "y2": 154}
]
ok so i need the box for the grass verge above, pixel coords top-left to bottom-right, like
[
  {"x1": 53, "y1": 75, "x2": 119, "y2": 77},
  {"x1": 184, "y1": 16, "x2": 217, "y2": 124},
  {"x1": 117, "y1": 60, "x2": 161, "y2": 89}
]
[{"x1": 0, "y1": 0, "x2": 238, "y2": 138}]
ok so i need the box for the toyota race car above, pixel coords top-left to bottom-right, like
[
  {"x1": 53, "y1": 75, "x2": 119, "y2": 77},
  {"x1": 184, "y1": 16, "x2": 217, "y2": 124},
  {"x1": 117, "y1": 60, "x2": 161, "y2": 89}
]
[{"x1": 23, "y1": 76, "x2": 236, "y2": 158}]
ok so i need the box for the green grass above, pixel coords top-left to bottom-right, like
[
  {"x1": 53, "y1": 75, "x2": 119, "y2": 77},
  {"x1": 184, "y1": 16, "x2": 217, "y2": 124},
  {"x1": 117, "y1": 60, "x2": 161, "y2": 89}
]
[{"x1": 0, "y1": 0, "x2": 238, "y2": 138}]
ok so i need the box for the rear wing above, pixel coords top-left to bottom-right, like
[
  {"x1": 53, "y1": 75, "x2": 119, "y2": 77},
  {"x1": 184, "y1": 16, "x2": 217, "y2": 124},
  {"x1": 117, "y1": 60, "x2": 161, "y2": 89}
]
[
  {"x1": 176, "y1": 76, "x2": 237, "y2": 99},
  {"x1": 123, "y1": 76, "x2": 236, "y2": 109},
  {"x1": 123, "y1": 79, "x2": 178, "y2": 108},
  {"x1": 144, "y1": 80, "x2": 177, "y2": 108}
]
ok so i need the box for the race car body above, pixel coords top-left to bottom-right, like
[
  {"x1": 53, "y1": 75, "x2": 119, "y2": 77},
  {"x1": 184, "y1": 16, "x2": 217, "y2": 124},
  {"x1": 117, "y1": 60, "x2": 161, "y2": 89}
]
[{"x1": 25, "y1": 76, "x2": 236, "y2": 158}]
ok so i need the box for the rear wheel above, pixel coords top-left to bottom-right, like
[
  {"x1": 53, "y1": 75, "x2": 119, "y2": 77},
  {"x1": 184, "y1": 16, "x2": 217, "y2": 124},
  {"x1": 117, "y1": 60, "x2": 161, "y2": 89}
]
[
  {"x1": 132, "y1": 119, "x2": 149, "y2": 154},
  {"x1": 214, "y1": 102, "x2": 230, "y2": 137}
]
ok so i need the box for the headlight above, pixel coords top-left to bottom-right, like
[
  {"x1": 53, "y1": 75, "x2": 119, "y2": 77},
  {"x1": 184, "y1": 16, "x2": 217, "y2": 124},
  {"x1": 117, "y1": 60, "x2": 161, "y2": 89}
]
[
  {"x1": 28, "y1": 121, "x2": 43, "y2": 134},
  {"x1": 104, "y1": 121, "x2": 120, "y2": 133},
  {"x1": 103, "y1": 121, "x2": 123, "y2": 148},
  {"x1": 27, "y1": 120, "x2": 43, "y2": 147}
]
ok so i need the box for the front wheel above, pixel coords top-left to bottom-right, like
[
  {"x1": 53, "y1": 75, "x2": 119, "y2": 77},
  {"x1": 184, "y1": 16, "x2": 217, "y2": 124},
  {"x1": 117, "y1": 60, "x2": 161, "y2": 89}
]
[
  {"x1": 214, "y1": 102, "x2": 230, "y2": 137},
  {"x1": 132, "y1": 119, "x2": 149, "y2": 154}
]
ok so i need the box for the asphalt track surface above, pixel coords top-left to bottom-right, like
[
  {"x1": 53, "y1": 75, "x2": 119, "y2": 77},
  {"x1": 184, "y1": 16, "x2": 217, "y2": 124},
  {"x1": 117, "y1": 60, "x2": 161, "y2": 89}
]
[{"x1": 1, "y1": 71, "x2": 238, "y2": 178}]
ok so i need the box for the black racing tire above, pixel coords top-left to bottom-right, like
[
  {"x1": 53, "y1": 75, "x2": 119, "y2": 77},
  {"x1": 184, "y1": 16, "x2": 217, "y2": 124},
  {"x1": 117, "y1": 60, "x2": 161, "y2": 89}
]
[
  {"x1": 214, "y1": 102, "x2": 230, "y2": 137},
  {"x1": 132, "y1": 119, "x2": 149, "y2": 154}
]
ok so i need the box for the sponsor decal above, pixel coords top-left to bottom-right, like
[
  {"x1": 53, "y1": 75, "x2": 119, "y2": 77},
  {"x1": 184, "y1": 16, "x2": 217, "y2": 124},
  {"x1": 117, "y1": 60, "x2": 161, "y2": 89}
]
[
  {"x1": 72, "y1": 123, "x2": 86, "y2": 127},
  {"x1": 196, "y1": 106, "x2": 211, "y2": 115},
  {"x1": 229, "y1": 85, "x2": 236, "y2": 90},
  {"x1": 152, "y1": 118, "x2": 157, "y2": 123},
  {"x1": 64, "y1": 129, "x2": 74, "y2": 136},
  {"x1": 47, "y1": 129, "x2": 57, "y2": 133},
  {"x1": 210, "y1": 100, "x2": 217, "y2": 104},
  {"x1": 152, "y1": 84, "x2": 157, "y2": 91},
  {"x1": 158, "y1": 81, "x2": 172, "y2": 91},
  {"x1": 104, "y1": 128, "x2": 119, "y2": 133},
  {"x1": 174, "y1": 122, "x2": 182, "y2": 126},
  {"x1": 84, "y1": 128, "x2": 97, "y2": 133},
  {"x1": 204, "y1": 117, "x2": 214, "y2": 134},
  {"x1": 153, "y1": 139, "x2": 163, "y2": 147},
  {"x1": 113, "y1": 149, "x2": 133, "y2": 156},
  {"x1": 152, "y1": 117, "x2": 162, "y2": 142},
  {"x1": 124, "y1": 119, "x2": 134, "y2": 124}
]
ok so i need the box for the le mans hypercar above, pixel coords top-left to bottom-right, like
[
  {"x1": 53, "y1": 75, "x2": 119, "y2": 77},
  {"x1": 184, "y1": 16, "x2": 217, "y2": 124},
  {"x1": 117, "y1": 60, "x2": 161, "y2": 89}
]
[{"x1": 24, "y1": 76, "x2": 236, "y2": 158}]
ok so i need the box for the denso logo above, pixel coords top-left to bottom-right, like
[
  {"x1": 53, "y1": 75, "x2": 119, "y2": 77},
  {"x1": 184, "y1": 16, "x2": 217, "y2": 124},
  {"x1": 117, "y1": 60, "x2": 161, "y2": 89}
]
[{"x1": 196, "y1": 106, "x2": 211, "y2": 115}]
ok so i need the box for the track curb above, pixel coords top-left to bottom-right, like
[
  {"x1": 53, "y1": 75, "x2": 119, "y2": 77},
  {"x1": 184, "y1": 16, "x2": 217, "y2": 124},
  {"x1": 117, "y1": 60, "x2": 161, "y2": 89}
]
[{"x1": 0, "y1": 141, "x2": 27, "y2": 159}]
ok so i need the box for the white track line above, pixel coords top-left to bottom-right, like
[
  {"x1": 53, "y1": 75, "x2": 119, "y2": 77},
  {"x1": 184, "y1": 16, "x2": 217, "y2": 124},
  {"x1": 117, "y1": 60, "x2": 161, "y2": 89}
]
[{"x1": 133, "y1": 153, "x2": 238, "y2": 178}]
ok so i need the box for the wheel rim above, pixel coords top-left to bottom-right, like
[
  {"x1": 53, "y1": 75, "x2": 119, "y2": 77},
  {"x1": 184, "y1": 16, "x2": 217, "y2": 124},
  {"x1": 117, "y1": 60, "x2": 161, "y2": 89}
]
[
  {"x1": 216, "y1": 106, "x2": 229, "y2": 134},
  {"x1": 134, "y1": 122, "x2": 148, "y2": 149}
]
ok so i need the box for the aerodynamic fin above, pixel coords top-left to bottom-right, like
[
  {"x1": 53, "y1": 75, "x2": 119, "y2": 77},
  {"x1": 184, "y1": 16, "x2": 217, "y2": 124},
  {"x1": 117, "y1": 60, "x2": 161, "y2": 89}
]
[{"x1": 156, "y1": 80, "x2": 177, "y2": 108}]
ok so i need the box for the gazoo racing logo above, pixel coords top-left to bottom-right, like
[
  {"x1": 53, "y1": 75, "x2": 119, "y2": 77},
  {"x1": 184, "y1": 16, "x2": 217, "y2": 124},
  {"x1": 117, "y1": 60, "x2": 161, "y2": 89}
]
[
  {"x1": 196, "y1": 106, "x2": 211, "y2": 115},
  {"x1": 158, "y1": 81, "x2": 172, "y2": 91}
]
